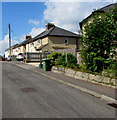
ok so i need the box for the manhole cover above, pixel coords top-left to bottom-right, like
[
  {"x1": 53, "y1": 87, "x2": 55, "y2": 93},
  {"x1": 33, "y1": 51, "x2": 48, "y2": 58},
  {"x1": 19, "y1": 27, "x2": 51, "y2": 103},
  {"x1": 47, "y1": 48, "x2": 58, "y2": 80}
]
[
  {"x1": 20, "y1": 87, "x2": 37, "y2": 93},
  {"x1": 107, "y1": 103, "x2": 117, "y2": 108}
]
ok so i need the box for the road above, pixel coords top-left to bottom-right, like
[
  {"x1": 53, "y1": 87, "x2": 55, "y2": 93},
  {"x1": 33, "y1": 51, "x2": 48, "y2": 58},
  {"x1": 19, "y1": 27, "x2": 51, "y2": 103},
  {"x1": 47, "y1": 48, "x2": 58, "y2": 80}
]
[{"x1": 2, "y1": 62, "x2": 115, "y2": 118}]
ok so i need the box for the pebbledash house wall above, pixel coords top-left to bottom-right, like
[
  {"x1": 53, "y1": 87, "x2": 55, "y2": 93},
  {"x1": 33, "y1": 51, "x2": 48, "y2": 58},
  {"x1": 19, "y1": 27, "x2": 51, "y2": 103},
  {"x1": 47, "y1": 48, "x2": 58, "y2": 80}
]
[
  {"x1": 48, "y1": 36, "x2": 77, "y2": 51},
  {"x1": 26, "y1": 37, "x2": 49, "y2": 53},
  {"x1": 13, "y1": 47, "x2": 19, "y2": 56},
  {"x1": 25, "y1": 36, "x2": 78, "y2": 53}
]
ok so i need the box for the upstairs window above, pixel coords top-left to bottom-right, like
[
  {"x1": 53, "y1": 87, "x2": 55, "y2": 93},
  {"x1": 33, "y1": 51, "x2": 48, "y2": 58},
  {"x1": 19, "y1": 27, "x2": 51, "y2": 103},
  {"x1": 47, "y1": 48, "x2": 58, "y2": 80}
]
[
  {"x1": 64, "y1": 38, "x2": 68, "y2": 44},
  {"x1": 37, "y1": 39, "x2": 41, "y2": 44},
  {"x1": 30, "y1": 42, "x2": 34, "y2": 46}
]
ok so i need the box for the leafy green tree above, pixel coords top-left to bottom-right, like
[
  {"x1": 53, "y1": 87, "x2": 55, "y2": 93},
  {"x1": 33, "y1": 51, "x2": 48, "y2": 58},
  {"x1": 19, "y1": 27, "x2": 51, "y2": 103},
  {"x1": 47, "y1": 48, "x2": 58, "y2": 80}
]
[{"x1": 81, "y1": 7, "x2": 117, "y2": 72}]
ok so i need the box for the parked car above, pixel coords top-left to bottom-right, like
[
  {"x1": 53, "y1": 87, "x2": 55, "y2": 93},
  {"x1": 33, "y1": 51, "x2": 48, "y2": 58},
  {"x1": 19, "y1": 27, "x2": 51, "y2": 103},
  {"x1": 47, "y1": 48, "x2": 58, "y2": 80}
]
[
  {"x1": 7, "y1": 56, "x2": 12, "y2": 61},
  {"x1": 0, "y1": 55, "x2": 3, "y2": 61},
  {"x1": 16, "y1": 53, "x2": 25, "y2": 61}
]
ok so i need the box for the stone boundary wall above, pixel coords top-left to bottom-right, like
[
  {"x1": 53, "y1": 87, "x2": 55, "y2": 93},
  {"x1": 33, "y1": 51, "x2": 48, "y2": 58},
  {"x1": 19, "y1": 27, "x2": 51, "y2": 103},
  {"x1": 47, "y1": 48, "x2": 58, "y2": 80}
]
[
  {"x1": 52, "y1": 66, "x2": 116, "y2": 86},
  {"x1": 53, "y1": 48, "x2": 76, "y2": 56}
]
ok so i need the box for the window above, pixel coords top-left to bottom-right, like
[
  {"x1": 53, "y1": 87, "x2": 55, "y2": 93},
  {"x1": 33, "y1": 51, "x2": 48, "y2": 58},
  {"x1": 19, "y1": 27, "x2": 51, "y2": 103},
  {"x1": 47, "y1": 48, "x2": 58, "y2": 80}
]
[
  {"x1": 37, "y1": 39, "x2": 41, "y2": 44},
  {"x1": 64, "y1": 38, "x2": 68, "y2": 44},
  {"x1": 30, "y1": 42, "x2": 34, "y2": 46}
]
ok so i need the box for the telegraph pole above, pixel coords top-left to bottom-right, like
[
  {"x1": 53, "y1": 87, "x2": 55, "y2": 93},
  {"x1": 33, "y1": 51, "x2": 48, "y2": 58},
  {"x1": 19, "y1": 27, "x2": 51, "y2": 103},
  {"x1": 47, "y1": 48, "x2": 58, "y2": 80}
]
[{"x1": 8, "y1": 24, "x2": 11, "y2": 59}]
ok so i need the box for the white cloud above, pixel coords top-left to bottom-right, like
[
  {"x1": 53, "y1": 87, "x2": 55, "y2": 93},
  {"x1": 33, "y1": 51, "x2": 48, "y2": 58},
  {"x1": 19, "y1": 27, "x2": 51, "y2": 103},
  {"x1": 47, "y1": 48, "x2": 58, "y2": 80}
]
[
  {"x1": 0, "y1": 27, "x2": 45, "y2": 56},
  {"x1": 44, "y1": 1, "x2": 114, "y2": 32},
  {"x1": 2, "y1": 0, "x2": 116, "y2": 2},
  {"x1": 19, "y1": 35, "x2": 26, "y2": 42},
  {"x1": 29, "y1": 19, "x2": 40, "y2": 26},
  {"x1": 45, "y1": 0, "x2": 115, "y2": 2},
  {"x1": 29, "y1": 27, "x2": 45, "y2": 37},
  {"x1": 0, "y1": 34, "x2": 18, "y2": 56}
]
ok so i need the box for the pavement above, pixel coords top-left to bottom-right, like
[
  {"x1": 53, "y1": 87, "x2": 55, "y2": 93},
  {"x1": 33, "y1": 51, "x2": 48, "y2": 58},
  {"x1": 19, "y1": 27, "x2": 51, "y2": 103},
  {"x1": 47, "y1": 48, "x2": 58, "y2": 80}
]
[
  {"x1": 11, "y1": 61, "x2": 117, "y2": 104},
  {"x1": 27, "y1": 62, "x2": 40, "y2": 67}
]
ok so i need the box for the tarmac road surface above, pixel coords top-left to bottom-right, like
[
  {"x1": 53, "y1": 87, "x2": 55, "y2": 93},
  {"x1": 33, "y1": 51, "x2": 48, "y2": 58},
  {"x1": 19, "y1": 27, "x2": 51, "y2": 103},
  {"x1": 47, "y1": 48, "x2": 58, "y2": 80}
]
[{"x1": 2, "y1": 62, "x2": 116, "y2": 118}]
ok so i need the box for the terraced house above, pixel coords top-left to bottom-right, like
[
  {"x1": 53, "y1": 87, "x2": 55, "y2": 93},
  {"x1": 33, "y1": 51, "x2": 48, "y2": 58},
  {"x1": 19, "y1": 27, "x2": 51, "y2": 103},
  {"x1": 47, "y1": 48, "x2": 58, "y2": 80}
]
[
  {"x1": 13, "y1": 35, "x2": 32, "y2": 55},
  {"x1": 25, "y1": 23, "x2": 80, "y2": 53},
  {"x1": 5, "y1": 44, "x2": 18, "y2": 58},
  {"x1": 5, "y1": 23, "x2": 80, "y2": 61}
]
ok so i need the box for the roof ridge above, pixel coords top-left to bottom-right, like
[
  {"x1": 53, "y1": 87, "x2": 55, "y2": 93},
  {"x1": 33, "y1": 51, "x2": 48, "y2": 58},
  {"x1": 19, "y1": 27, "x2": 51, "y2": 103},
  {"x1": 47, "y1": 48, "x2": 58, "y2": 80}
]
[
  {"x1": 99, "y1": 3, "x2": 117, "y2": 11},
  {"x1": 47, "y1": 26, "x2": 55, "y2": 35},
  {"x1": 51, "y1": 26, "x2": 78, "y2": 36}
]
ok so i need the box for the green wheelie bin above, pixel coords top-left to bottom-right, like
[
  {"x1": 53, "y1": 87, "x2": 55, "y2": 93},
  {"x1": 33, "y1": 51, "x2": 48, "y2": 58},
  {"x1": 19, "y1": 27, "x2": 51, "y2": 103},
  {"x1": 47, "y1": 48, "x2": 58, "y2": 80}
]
[{"x1": 42, "y1": 58, "x2": 51, "y2": 71}]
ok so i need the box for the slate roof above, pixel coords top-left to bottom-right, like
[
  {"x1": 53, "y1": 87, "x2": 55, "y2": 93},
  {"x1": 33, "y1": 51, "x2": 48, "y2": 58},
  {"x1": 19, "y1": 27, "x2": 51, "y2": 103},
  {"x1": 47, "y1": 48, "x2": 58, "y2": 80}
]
[
  {"x1": 79, "y1": 3, "x2": 117, "y2": 29},
  {"x1": 99, "y1": 3, "x2": 117, "y2": 12},
  {"x1": 16, "y1": 38, "x2": 31, "y2": 48},
  {"x1": 5, "y1": 44, "x2": 19, "y2": 51},
  {"x1": 36, "y1": 44, "x2": 48, "y2": 51},
  {"x1": 26, "y1": 26, "x2": 79, "y2": 44},
  {"x1": 14, "y1": 24, "x2": 79, "y2": 48}
]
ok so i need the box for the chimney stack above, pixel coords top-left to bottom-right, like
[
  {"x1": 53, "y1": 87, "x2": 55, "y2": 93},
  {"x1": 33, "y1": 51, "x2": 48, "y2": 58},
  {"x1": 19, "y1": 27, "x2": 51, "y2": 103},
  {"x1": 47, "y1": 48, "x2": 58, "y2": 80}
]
[
  {"x1": 46, "y1": 23, "x2": 55, "y2": 30},
  {"x1": 25, "y1": 35, "x2": 32, "y2": 40}
]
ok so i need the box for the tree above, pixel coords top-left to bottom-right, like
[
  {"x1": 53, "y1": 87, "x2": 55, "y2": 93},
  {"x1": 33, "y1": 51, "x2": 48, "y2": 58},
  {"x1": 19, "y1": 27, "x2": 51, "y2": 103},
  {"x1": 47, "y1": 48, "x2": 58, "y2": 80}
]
[{"x1": 81, "y1": 7, "x2": 117, "y2": 72}]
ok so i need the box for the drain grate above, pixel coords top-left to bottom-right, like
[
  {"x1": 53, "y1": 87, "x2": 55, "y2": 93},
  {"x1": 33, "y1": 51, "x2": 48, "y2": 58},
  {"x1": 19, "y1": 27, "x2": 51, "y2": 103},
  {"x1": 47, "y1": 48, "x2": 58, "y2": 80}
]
[
  {"x1": 20, "y1": 87, "x2": 37, "y2": 93},
  {"x1": 107, "y1": 103, "x2": 117, "y2": 108}
]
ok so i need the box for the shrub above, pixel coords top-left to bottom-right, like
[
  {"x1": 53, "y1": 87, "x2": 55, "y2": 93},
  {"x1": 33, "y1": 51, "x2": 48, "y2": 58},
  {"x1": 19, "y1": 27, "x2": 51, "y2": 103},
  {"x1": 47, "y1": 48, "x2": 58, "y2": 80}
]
[
  {"x1": 57, "y1": 55, "x2": 66, "y2": 66},
  {"x1": 66, "y1": 53, "x2": 77, "y2": 64},
  {"x1": 48, "y1": 52, "x2": 62, "y2": 66},
  {"x1": 67, "y1": 63, "x2": 79, "y2": 70},
  {"x1": 57, "y1": 53, "x2": 78, "y2": 67},
  {"x1": 48, "y1": 52, "x2": 62, "y2": 60}
]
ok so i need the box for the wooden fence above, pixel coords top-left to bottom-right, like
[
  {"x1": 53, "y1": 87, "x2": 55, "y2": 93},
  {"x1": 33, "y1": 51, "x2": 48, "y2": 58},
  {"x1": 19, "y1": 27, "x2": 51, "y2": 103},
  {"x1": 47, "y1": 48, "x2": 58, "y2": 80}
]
[{"x1": 26, "y1": 52, "x2": 51, "y2": 62}]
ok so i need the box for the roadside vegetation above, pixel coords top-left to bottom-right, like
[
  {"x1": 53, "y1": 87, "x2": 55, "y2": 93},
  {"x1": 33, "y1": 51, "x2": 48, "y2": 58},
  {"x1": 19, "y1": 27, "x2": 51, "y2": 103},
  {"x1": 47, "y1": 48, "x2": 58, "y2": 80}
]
[
  {"x1": 48, "y1": 8, "x2": 117, "y2": 79},
  {"x1": 48, "y1": 52, "x2": 79, "y2": 70},
  {"x1": 81, "y1": 7, "x2": 117, "y2": 78}
]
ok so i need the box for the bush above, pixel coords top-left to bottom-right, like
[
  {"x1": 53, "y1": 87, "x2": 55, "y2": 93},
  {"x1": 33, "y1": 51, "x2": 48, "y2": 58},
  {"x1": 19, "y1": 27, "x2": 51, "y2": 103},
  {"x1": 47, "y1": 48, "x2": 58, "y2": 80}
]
[
  {"x1": 48, "y1": 52, "x2": 62, "y2": 60},
  {"x1": 66, "y1": 53, "x2": 77, "y2": 64},
  {"x1": 101, "y1": 59, "x2": 117, "y2": 78},
  {"x1": 57, "y1": 55, "x2": 66, "y2": 66},
  {"x1": 67, "y1": 63, "x2": 79, "y2": 70},
  {"x1": 57, "y1": 53, "x2": 78, "y2": 67},
  {"x1": 48, "y1": 52, "x2": 62, "y2": 66}
]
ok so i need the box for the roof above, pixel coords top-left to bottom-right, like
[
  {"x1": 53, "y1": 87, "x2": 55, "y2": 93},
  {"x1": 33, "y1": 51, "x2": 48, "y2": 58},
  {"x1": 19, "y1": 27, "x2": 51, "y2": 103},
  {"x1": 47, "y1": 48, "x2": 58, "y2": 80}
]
[
  {"x1": 0, "y1": 55, "x2": 3, "y2": 58},
  {"x1": 99, "y1": 3, "x2": 117, "y2": 12},
  {"x1": 16, "y1": 38, "x2": 31, "y2": 48},
  {"x1": 36, "y1": 44, "x2": 48, "y2": 51},
  {"x1": 79, "y1": 3, "x2": 117, "y2": 29},
  {"x1": 5, "y1": 44, "x2": 19, "y2": 51},
  {"x1": 26, "y1": 26, "x2": 79, "y2": 44}
]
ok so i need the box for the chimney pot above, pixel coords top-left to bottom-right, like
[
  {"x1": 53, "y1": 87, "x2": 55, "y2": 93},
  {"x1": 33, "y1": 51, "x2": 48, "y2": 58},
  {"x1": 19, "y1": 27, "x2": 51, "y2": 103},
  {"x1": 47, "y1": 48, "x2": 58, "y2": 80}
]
[
  {"x1": 46, "y1": 23, "x2": 55, "y2": 30},
  {"x1": 26, "y1": 35, "x2": 32, "y2": 40}
]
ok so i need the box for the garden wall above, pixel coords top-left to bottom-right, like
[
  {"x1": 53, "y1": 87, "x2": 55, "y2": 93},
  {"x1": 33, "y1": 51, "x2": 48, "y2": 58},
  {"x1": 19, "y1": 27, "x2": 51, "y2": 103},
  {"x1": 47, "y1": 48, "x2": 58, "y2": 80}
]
[{"x1": 52, "y1": 66, "x2": 116, "y2": 86}]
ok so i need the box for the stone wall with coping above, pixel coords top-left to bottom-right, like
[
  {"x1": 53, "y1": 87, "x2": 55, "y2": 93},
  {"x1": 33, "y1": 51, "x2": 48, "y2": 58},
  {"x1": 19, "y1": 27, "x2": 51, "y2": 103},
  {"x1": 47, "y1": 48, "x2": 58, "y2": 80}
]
[{"x1": 52, "y1": 66, "x2": 116, "y2": 86}]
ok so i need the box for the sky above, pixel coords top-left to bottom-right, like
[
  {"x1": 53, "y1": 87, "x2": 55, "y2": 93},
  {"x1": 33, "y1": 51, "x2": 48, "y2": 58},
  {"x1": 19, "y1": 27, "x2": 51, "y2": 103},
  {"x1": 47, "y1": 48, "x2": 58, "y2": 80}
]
[{"x1": 0, "y1": 0, "x2": 116, "y2": 55}]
